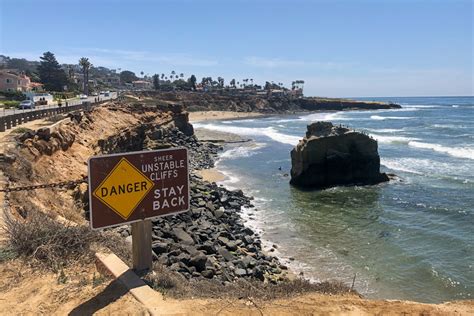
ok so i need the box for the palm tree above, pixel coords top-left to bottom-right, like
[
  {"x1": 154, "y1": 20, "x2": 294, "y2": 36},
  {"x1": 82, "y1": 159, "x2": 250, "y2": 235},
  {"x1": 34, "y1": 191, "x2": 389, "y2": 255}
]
[
  {"x1": 140, "y1": 71, "x2": 144, "y2": 77},
  {"x1": 161, "y1": 73, "x2": 165, "y2": 79},
  {"x1": 78, "y1": 57, "x2": 92, "y2": 95},
  {"x1": 180, "y1": 73, "x2": 184, "y2": 79}
]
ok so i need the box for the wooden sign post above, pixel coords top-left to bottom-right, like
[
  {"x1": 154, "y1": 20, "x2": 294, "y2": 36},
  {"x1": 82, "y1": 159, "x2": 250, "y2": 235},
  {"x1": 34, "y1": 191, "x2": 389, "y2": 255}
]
[
  {"x1": 88, "y1": 148, "x2": 190, "y2": 272},
  {"x1": 131, "y1": 220, "x2": 152, "y2": 272}
]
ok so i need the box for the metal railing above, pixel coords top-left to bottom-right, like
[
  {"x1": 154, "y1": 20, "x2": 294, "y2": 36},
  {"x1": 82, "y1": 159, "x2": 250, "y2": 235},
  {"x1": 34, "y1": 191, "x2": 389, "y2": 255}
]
[{"x1": 0, "y1": 93, "x2": 117, "y2": 132}]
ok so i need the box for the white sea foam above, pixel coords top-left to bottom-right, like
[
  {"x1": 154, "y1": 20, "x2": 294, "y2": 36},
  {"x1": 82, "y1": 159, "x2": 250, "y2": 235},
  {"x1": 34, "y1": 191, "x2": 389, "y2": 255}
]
[
  {"x1": 370, "y1": 115, "x2": 413, "y2": 120},
  {"x1": 452, "y1": 105, "x2": 459, "y2": 108},
  {"x1": 217, "y1": 169, "x2": 241, "y2": 190},
  {"x1": 382, "y1": 158, "x2": 474, "y2": 182},
  {"x1": 369, "y1": 128, "x2": 405, "y2": 133},
  {"x1": 402, "y1": 104, "x2": 441, "y2": 109},
  {"x1": 370, "y1": 134, "x2": 416, "y2": 144},
  {"x1": 301, "y1": 112, "x2": 353, "y2": 121},
  {"x1": 194, "y1": 123, "x2": 301, "y2": 145},
  {"x1": 219, "y1": 143, "x2": 266, "y2": 160},
  {"x1": 381, "y1": 159, "x2": 423, "y2": 175},
  {"x1": 408, "y1": 141, "x2": 474, "y2": 160}
]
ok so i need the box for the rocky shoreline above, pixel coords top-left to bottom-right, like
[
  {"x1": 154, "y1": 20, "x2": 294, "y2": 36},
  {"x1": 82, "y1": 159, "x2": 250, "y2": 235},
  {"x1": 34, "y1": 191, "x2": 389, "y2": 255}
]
[
  {"x1": 117, "y1": 126, "x2": 289, "y2": 284},
  {"x1": 134, "y1": 90, "x2": 401, "y2": 114}
]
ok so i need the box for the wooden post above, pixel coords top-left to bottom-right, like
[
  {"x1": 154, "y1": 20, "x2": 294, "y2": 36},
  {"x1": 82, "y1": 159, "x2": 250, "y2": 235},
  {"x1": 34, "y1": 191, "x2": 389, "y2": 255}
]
[{"x1": 131, "y1": 219, "x2": 152, "y2": 273}]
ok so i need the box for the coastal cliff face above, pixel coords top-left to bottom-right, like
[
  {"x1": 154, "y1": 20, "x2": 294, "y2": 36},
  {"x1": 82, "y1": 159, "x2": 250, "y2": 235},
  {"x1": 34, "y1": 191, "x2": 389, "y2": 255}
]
[
  {"x1": 290, "y1": 122, "x2": 389, "y2": 188},
  {"x1": 135, "y1": 91, "x2": 401, "y2": 113}
]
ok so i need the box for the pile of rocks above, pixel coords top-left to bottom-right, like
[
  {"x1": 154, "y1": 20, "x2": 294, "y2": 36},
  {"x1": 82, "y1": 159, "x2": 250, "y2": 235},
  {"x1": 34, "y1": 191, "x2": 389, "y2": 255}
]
[
  {"x1": 143, "y1": 175, "x2": 284, "y2": 282},
  {"x1": 114, "y1": 124, "x2": 287, "y2": 283},
  {"x1": 18, "y1": 126, "x2": 75, "y2": 158},
  {"x1": 147, "y1": 127, "x2": 222, "y2": 170}
]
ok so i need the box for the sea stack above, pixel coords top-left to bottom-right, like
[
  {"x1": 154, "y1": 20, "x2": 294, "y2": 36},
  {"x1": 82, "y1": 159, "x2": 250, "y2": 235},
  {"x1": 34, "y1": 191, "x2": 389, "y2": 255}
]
[{"x1": 290, "y1": 122, "x2": 389, "y2": 188}]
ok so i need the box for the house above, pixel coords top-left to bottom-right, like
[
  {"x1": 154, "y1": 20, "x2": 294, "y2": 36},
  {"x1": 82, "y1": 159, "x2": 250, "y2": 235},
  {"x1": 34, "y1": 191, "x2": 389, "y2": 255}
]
[
  {"x1": 0, "y1": 70, "x2": 31, "y2": 92},
  {"x1": 132, "y1": 80, "x2": 152, "y2": 89},
  {"x1": 29, "y1": 82, "x2": 44, "y2": 92}
]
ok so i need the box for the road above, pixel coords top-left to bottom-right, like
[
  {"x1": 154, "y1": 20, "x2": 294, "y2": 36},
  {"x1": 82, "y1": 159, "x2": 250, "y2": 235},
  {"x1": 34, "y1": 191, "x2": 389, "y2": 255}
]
[{"x1": 0, "y1": 92, "x2": 118, "y2": 117}]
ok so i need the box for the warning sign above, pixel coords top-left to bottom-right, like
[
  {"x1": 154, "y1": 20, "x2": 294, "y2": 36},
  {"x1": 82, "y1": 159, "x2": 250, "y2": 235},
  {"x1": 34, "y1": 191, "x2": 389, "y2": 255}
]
[
  {"x1": 93, "y1": 158, "x2": 154, "y2": 220},
  {"x1": 88, "y1": 148, "x2": 189, "y2": 229}
]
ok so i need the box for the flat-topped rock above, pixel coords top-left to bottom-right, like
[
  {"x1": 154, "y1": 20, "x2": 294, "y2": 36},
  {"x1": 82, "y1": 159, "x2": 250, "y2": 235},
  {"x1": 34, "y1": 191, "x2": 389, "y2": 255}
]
[{"x1": 290, "y1": 122, "x2": 389, "y2": 188}]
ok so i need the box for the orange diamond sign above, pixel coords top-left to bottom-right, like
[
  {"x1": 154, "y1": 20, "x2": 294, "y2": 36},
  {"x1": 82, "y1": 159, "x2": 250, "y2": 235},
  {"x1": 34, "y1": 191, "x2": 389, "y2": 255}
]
[{"x1": 93, "y1": 158, "x2": 154, "y2": 220}]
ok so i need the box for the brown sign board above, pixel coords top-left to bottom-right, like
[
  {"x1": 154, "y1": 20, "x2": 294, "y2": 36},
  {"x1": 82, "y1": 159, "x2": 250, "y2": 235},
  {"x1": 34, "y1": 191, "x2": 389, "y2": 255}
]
[{"x1": 88, "y1": 148, "x2": 189, "y2": 230}]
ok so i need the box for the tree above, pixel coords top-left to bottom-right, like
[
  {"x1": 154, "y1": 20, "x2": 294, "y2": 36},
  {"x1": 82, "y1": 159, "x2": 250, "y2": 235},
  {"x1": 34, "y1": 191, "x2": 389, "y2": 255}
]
[
  {"x1": 230, "y1": 78, "x2": 236, "y2": 88},
  {"x1": 152, "y1": 74, "x2": 160, "y2": 90},
  {"x1": 37, "y1": 51, "x2": 68, "y2": 91},
  {"x1": 264, "y1": 81, "x2": 272, "y2": 90},
  {"x1": 217, "y1": 77, "x2": 224, "y2": 87},
  {"x1": 189, "y1": 75, "x2": 197, "y2": 90},
  {"x1": 79, "y1": 57, "x2": 92, "y2": 94},
  {"x1": 140, "y1": 71, "x2": 144, "y2": 77},
  {"x1": 120, "y1": 70, "x2": 137, "y2": 84}
]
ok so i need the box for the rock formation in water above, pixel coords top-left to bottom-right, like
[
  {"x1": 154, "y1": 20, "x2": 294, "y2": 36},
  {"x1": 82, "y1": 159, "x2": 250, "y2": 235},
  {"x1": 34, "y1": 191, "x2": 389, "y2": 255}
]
[{"x1": 290, "y1": 122, "x2": 389, "y2": 188}]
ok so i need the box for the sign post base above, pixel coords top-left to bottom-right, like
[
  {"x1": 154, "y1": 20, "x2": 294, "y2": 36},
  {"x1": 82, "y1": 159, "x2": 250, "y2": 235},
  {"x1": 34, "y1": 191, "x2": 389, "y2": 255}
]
[{"x1": 131, "y1": 219, "x2": 152, "y2": 273}]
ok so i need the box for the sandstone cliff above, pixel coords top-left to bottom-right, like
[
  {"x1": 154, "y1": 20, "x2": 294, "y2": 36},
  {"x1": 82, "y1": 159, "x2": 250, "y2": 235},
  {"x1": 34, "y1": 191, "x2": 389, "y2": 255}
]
[
  {"x1": 290, "y1": 122, "x2": 389, "y2": 188},
  {"x1": 134, "y1": 91, "x2": 401, "y2": 113}
]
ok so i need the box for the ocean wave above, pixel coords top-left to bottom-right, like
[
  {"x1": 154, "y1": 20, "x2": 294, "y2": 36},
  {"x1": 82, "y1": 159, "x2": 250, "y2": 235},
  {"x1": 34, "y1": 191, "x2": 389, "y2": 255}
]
[
  {"x1": 194, "y1": 123, "x2": 301, "y2": 145},
  {"x1": 402, "y1": 104, "x2": 441, "y2": 109},
  {"x1": 370, "y1": 134, "x2": 416, "y2": 144},
  {"x1": 408, "y1": 141, "x2": 474, "y2": 160},
  {"x1": 369, "y1": 128, "x2": 405, "y2": 133},
  {"x1": 217, "y1": 169, "x2": 241, "y2": 190},
  {"x1": 370, "y1": 115, "x2": 413, "y2": 120},
  {"x1": 219, "y1": 143, "x2": 266, "y2": 160},
  {"x1": 381, "y1": 159, "x2": 423, "y2": 175}
]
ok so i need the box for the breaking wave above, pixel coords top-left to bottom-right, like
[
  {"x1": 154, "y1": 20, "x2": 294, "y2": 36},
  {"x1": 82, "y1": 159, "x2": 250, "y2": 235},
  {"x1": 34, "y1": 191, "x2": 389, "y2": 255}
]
[
  {"x1": 408, "y1": 142, "x2": 474, "y2": 160},
  {"x1": 193, "y1": 123, "x2": 301, "y2": 145},
  {"x1": 371, "y1": 115, "x2": 413, "y2": 120},
  {"x1": 219, "y1": 143, "x2": 266, "y2": 160},
  {"x1": 370, "y1": 134, "x2": 416, "y2": 144}
]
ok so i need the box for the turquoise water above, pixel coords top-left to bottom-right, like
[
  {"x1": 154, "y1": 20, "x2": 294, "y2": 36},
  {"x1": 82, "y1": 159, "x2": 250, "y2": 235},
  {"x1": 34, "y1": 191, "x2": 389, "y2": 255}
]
[{"x1": 194, "y1": 96, "x2": 473, "y2": 303}]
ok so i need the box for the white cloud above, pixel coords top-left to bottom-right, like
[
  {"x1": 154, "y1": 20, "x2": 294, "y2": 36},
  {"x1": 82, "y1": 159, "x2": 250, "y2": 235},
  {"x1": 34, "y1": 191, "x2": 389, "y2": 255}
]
[
  {"x1": 84, "y1": 48, "x2": 218, "y2": 67},
  {"x1": 1, "y1": 48, "x2": 218, "y2": 68}
]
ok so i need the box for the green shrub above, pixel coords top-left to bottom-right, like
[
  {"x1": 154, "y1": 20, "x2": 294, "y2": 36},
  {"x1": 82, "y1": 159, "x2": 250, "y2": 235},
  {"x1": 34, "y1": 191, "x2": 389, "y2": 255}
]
[
  {"x1": 1, "y1": 100, "x2": 20, "y2": 108},
  {"x1": 0, "y1": 91, "x2": 26, "y2": 101}
]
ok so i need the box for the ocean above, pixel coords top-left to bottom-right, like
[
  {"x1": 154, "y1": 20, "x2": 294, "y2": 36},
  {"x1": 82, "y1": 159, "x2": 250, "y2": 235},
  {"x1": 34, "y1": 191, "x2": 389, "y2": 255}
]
[{"x1": 193, "y1": 96, "x2": 473, "y2": 303}]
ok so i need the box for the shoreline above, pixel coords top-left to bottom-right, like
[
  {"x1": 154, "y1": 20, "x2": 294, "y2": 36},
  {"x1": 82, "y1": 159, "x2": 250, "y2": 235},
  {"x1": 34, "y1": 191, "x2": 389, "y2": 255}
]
[
  {"x1": 194, "y1": 125, "x2": 299, "y2": 279},
  {"x1": 189, "y1": 110, "x2": 265, "y2": 123}
]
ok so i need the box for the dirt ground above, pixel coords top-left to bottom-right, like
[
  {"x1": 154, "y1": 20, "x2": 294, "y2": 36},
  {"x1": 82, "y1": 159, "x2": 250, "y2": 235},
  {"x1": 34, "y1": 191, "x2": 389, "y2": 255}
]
[
  {"x1": 1, "y1": 104, "x2": 473, "y2": 315},
  {"x1": 1, "y1": 258, "x2": 472, "y2": 316}
]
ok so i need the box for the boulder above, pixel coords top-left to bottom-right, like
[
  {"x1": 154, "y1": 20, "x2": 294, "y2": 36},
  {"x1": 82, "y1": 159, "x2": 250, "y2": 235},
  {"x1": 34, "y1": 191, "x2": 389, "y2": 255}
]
[{"x1": 290, "y1": 122, "x2": 389, "y2": 188}]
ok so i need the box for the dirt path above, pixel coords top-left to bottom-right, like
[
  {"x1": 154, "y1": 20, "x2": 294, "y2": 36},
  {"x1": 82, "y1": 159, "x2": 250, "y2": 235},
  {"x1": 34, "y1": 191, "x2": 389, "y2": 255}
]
[{"x1": 1, "y1": 258, "x2": 471, "y2": 316}]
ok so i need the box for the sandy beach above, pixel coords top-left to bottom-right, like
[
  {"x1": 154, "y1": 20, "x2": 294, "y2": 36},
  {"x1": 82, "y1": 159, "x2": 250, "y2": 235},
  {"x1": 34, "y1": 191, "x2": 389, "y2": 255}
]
[
  {"x1": 189, "y1": 110, "x2": 264, "y2": 122},
  {"x1": 192, "y1": 111, "x2": 258, "y2": 183}
]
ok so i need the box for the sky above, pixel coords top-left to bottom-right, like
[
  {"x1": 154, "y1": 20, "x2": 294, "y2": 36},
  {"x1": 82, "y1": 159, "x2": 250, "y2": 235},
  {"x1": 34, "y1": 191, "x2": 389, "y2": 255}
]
[{"x1": 0, "y1": 0, "x2": 472, "y2": 97}]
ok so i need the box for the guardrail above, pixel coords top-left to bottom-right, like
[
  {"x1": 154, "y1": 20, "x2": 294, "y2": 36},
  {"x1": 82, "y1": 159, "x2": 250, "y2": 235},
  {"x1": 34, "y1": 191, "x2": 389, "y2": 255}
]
[{"x1": 0, "y1": 95, "x2": 117, "y2": 132}]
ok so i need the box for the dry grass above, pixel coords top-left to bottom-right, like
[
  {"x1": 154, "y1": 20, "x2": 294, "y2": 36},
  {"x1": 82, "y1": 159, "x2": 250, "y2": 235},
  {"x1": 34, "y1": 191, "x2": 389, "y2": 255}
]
[
  {"x1": 144, "y1": 263, "x2": 355, "y2": 300},
  {"x1": 2, "y1": 208, "x2": 132, "y2": 273},
  {"x1": 2, "y1": 209, "x2": 100, "y2": 271}
]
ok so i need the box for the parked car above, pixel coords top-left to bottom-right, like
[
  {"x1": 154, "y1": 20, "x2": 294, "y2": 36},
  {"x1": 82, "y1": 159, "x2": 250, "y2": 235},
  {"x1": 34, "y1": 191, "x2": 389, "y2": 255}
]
[
  {"x1": 19, "y1": 100, "x2": 35, "y2": 109},
  {"x1": 92, "y1": 92, "x2": 98, "y2": 96},
  {"x1": 79, "y1": 94, "x2": 88, "y2": 99}
]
